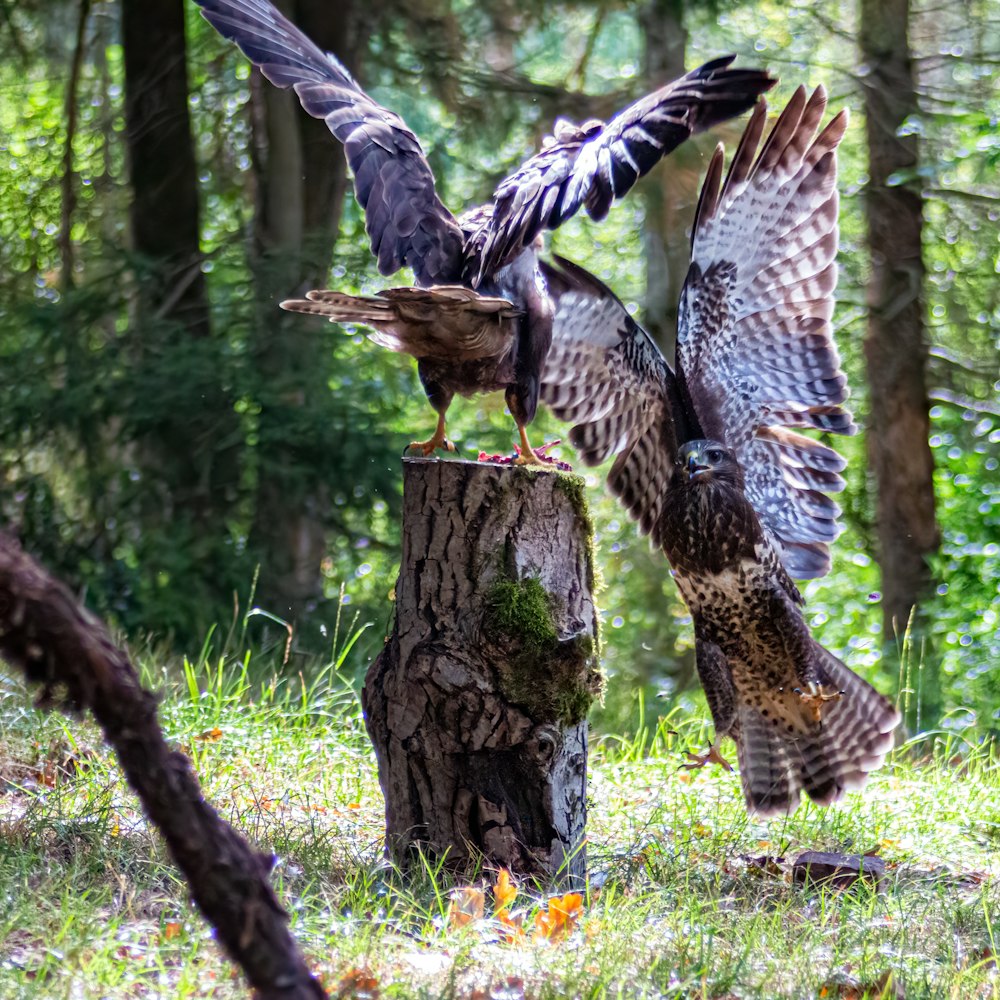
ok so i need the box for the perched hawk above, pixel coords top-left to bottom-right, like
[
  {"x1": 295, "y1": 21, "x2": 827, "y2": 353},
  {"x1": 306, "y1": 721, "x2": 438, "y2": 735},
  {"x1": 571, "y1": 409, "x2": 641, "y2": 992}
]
[
  {"x1": 194, "y1": 0, "x2": 773, "y2": 462},
  {"x1": 541, "y1": 88, "x2": 900, "y2": 815}
]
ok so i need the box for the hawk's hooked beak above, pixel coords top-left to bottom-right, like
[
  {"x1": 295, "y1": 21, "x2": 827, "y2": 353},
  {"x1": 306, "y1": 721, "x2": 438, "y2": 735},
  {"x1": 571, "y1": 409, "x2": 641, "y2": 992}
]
[{"x1": 687, "y1": 453, "x2": 710, "y2": 480}]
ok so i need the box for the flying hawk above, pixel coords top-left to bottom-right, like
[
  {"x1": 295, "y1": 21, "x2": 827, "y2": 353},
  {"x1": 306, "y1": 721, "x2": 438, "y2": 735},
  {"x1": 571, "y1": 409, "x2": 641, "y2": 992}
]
[
  {"x1": 541, "y1": 88, "x2": 900, "y2": 815},
  {"x1": 194, "y1": 0, "x2": 774, "y2": 462}
]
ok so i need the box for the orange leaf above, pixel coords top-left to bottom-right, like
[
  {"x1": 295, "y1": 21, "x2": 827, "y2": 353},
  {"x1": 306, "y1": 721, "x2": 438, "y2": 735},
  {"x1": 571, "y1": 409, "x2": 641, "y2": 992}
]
[
  {"x1": 196, "y1": 727, "x2": 224, "y2": 742},
  {"x1": 549, "y1": 892, "x2": 583, "y2": 923},
  {"x1": 497, "y1": 908, "x2": 525, "y2": 943},
  {"x1": 533, "y1": 909, "x2": 560, "y2": 940},
  {"x1": 533, "y1": 891, "x2": 584, "y2": 941},
  {"x1": 448, "y1": 886, "x2": 485, "y2": 928},
  {"x1": 336, "y1": 966, "x2": 379, "y2": 999},
  {"x1": 163, "y1": 921, "x2": 182, "y2": 940},
  {"x1": 494, "y1": 869, "x2": 517, "y2": 911}
]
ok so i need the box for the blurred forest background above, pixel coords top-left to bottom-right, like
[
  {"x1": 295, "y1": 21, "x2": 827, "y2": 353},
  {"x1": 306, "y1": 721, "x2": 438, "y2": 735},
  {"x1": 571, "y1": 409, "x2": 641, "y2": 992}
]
[{"x1": 0, "y1": 0, "x2": 996, "y2": 734}]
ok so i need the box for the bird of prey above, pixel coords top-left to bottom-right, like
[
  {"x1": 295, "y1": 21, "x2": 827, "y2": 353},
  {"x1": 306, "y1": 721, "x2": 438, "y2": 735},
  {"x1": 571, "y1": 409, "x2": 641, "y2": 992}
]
[
  {"x1": 541, "y1": 88, "x2": 900, "y2": 815},
  {"x1": 193, "y1": 0, "x2": 774, "y2": 462}
]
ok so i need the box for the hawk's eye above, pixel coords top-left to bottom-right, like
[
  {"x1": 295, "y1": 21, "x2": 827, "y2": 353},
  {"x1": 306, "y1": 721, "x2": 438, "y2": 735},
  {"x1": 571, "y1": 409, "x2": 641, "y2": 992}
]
[{"x1": 706, "y1": 448, "x2": 724, "y2": 464}]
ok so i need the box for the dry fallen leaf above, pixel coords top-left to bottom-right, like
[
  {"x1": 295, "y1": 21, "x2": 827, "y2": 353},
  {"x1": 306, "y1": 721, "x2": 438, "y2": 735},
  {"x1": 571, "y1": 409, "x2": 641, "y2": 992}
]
[
  {"x1": 489, "y1": 977, "x2": 525, "y2": 1000},
  {"x1": 491, "y1": 870, "x2": 524, "y2": 941},
  {"x1": 448, "y1": 886, "x2": 486, "y2": 928},
  {"x1": 195, "y1": 727, "x2": 224, "y2": 742},
  {"x1": 494, "y1": 869, "x2": 517, "y2": 911},
  {"x1": 162, "y1": 921, "x2": 182, "y2": 940},
  {"x1": 819, "y1": 969, "x2": 904, "y2": 999},
  {"x1": 336, "y1": 966, "x2": 380, "y2": 999},
  {"x1": 534, "y1": 891, "x2": 584, "y2": 941}
]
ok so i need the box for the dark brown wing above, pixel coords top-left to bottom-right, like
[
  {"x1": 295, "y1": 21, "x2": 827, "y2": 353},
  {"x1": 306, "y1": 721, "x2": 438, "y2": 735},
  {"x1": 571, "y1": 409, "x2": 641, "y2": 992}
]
[
  {"x1": 281, "y1": 286, "x2": 519, "y2": 362},
  {"x1": 471, "y1": 57, "x2": 775, "y2": 284},
  {"x1": 194, "y1": 0, "x2": 464, "y2": 284}
]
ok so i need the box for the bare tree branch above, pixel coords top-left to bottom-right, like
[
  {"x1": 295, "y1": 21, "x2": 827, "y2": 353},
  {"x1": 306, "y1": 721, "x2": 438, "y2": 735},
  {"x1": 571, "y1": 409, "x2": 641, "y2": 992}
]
[
  {"x1": 930, "y1": 388, "x2": 1000, "y2": 416},
  {"x1": 0, "y1": 0, "x2": 27, "y2": 65},
  {"x1": 0, "y1": 534, "x2": 327, "y2": 1000},
  {"x1": 926, "y1": 187, "x2": 1000, "y2": 207},
  {"x1": 570, "y1": 4, "x2": 608, "y2": 90}
]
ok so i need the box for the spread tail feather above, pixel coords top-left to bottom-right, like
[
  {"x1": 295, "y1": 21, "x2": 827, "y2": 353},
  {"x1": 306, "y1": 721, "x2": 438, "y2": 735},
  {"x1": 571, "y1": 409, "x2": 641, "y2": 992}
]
[
  {"x1": 280, "y1": 286, "x2": 519, "y2": 361},
  {"x1": 735, "y1": 645, "x2": 900, "y2": 817}
]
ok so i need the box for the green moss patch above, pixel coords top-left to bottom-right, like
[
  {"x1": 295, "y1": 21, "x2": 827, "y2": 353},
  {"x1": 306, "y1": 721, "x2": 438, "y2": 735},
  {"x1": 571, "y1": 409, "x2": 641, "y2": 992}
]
[
  {"x1": 483, "y1": 576, "x2": 603, "y2": 727},
  {"x1": 485, "y1": 578, "x2": 558, "y2": 650}
]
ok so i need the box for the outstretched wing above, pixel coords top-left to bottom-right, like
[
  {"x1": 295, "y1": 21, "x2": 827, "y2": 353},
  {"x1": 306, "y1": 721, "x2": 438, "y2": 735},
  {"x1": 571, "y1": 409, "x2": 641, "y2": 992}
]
[
  {"x1": 471, "y1": 57, "x2": 775, "y2": 284},
  {"x1": 541, "y1": 89, "x2": 852, "y2": 579},
  {"x1": 539, "y1": 257, "x2": 682, "y2": 545},
  {"x1": 678, "y1": 86, "x2": 852, "y2": 577},
  {"x1": 194, "y1": 0, "x2": 464, "y2": 284}
]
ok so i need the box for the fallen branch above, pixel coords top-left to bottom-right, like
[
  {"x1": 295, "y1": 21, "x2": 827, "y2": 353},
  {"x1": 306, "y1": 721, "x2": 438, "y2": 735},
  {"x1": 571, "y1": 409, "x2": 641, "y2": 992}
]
[{"x1": 0, "y1": 533, "x2": 326, "y2": 1000}]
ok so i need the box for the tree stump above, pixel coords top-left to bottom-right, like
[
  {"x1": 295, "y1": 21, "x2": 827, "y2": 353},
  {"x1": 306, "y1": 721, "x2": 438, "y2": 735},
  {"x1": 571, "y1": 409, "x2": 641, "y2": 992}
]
[{"x1": 363, "y1": 458, "x2": 602, "y2": 885}]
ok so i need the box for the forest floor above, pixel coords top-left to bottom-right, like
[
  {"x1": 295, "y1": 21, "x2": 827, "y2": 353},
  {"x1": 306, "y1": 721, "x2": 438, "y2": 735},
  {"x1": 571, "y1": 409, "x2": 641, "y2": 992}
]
[{"x1": 0, "y1": 653, "x2": 998, "y2": 1000}]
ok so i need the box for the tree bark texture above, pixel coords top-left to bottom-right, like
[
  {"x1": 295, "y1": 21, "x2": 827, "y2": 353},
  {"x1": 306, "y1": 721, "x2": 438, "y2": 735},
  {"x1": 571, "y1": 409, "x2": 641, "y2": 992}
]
[
  {"x1": 0, "y1": 535, "x2": 326, "y2": 1000},
  {"x1": 639, "y1": 0, "x2": 690, "y2": 357},
  {"x1": 247, "y1": 0, "x2": 359, "y2": 620},
  {"x1": 122, "y1": 0, "x2": 209, "y2": 339},
  {"x1": 859, "y1": 0, "x2": 940, "y2": 717},
  {"x1": 363, "y1": 460, "x2": 602, "y2": 885}
]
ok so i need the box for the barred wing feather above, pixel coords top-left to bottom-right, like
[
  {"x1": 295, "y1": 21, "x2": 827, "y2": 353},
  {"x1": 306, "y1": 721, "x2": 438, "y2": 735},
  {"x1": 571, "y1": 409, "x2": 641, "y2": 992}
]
[
  {"x1": 473, "y1": 58, "x2": 775, "y2": 283},
  {"x1": 540, "y1": 257, "x2": 679, "y2": 541},
  {"x1": 542, "y1": 89, "x2": 854, "y2": 580},
  {"x1": 678, "y1": 85, "x2": 854, "y2": 576}
]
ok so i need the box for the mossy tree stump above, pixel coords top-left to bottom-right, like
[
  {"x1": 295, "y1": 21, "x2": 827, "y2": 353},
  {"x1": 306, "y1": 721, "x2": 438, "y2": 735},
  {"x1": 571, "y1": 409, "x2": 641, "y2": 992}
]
[{"x1": 363, "y1": 458, "x2": 602, "y2": 884}]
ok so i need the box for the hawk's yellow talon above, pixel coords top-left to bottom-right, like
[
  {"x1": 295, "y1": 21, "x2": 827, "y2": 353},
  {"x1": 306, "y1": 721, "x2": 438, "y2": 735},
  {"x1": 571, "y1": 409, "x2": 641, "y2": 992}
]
[
  {"x1": 405, "y1": 412, "x2": 453, "y2": 457},
  {"x1": 513, "y1": 423, "x2": 545, "y2": 466}
]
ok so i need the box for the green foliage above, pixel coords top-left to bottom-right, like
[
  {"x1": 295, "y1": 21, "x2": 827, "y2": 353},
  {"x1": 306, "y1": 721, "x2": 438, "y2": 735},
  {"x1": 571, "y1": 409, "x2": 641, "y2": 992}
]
[{"x1": 0, "y1": 0, "x2": 997, "y2": 732}]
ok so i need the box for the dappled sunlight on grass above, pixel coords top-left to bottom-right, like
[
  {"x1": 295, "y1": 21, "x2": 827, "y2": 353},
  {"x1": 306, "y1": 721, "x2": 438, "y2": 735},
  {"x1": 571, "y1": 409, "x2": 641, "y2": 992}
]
[{"x1": 1, "y1": 658, "x2": 1000, "y2": 998}]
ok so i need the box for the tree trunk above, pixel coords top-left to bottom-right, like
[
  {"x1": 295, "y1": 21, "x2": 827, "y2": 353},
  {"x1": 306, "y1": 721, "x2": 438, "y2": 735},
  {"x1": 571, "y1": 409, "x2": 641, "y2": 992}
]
[
  {"x1": 122, "y1": 0, "x2": 238, "y2": 528},
  {"x1": 247, "y1": 0, "x2": 359, "y2": 621},
  {"x1": 297, "y1": 0, "x2": 357, "y2": 254},
  {"x1": 639, "y1": 0, "x2": 689, "y2": 358},
  {"x1": 122, "y1": 0, "x2": 209, "y2": 338},
  {"x1": 859, "y1": 0, "x2": 940, "y2": 725},
  {"x1": 363, "y1": 460, "x2": 602, "y2": 885}
]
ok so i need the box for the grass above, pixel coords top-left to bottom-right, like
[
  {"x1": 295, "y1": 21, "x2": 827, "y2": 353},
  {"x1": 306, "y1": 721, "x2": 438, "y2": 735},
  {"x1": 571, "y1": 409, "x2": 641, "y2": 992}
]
[{"x1": 1, "y1": 650, "x2": 999, "y2": 999}]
